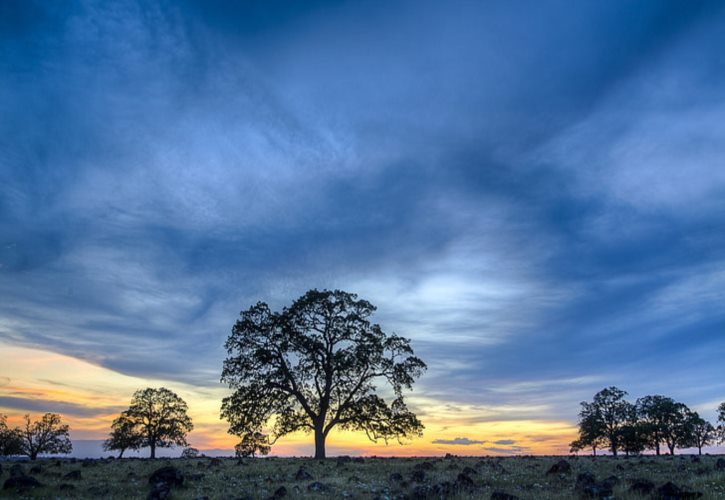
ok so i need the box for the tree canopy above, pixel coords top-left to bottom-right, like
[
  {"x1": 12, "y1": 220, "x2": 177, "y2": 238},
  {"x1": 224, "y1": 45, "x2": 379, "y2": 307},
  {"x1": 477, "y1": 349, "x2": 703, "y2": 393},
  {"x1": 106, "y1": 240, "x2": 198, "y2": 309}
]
[
  {"x1": 103, "y1": 413, "x2": 144, "y2": 458},
  {"x1": 234, "y1": 431, "x2": 271, "y2": 458},
  {"x1": 17, "y1": 413, "x2": 72, "y2": 460},
  {"x1": 221, "y1": 289, "x2": 426, "y2": 459},
  {"x1": 0, "y1": 415, "x2": 23, "y2": 456},
  {"x1": 118, "y1": 387, "x2": 194, "y2": 458}
]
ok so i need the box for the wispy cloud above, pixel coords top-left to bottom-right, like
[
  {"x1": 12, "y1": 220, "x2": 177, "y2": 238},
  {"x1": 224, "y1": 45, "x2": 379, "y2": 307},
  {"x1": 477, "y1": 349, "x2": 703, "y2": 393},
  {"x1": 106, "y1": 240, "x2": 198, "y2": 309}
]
[{"x1": 431, "y1": 437, "x2": 486, "y2": 446}]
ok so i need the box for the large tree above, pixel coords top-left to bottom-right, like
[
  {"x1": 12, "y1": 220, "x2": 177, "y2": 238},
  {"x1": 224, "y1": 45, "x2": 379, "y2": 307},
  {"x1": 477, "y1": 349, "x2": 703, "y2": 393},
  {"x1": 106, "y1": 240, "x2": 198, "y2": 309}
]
[
  {"x1": 103, "y1": 413, "x2": 144, "y2": 458},
  {"x1": 584, "y1": 387, "x2": 633, "y2": 456},
  {"x1": 221, "y1": 289, "x2": 426, "y2": 459},
  {"x1": 681, "y1": 410, "x2": 716, "y2": 455},
  {"x1": 0, "y1": 415, "x2": 23, "y2": 456},
  {"x1": 18, "y1": 413, "x2": 72, "y2": 460},
  {"x1": 572, "y1": 403, "x2": 607, "y2": 456},
  {"x1": 718, "y1": 402, "x2": 725, "y2": 443},
  {"x1": 637, "y1": 395, "x2": 690, "y2": 455},
  {"x1": 121, "y1": 387, "x2": 193, "y2": 458}
]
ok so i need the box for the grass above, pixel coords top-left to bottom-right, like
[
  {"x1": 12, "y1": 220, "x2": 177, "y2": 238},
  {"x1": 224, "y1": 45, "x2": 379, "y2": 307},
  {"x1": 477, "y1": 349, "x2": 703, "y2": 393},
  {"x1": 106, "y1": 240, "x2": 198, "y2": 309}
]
[{"x1": 1, "y1": 454, "x2": 724, "y2": 499}]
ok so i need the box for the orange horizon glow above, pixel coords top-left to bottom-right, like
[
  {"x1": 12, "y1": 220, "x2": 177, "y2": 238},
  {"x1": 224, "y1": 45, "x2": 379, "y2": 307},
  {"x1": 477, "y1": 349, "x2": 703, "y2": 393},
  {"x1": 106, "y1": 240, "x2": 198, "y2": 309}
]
[{"x1": 0, "y1": 341, "x2": 578, "y2": 457}]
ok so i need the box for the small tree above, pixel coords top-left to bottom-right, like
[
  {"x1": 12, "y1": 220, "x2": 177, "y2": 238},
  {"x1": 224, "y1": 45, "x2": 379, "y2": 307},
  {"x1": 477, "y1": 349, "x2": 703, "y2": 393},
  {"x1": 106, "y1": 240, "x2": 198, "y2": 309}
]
[
  {"x1": 573, "y1": 403, "x2": 607, "y2": 456},
  {"x1": 18, "y1": 413, "x2": 72, "y2": 460},
  {"x1": 234, "y1": 431, "x2": 271, "y2": 458},
  {"x1": 181, "y1": 447, "x2": 200, "y2": 458},
  {"x1": 221, "y1": 289, "x2": 426, "y2": 459},
  {"x1": 103, "y1": 413, "x2": 143, "y2": 458},
  {"x1": 681, "y1": 410, "x2": 715, "y2": 455},
  {"x1": 0, "y1": 415, "x2": 22, "y2": 456},
  {"x1": 121, "y1": 387, "x2": 194, "y2": 458},
  {"x1": 584, "y1": 387, "x2": 632, "y2": 456}
]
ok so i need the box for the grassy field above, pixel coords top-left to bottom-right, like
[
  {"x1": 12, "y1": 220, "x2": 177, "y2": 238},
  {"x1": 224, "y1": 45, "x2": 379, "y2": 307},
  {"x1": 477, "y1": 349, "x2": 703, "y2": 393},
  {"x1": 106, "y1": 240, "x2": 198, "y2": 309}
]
[{"x1": 1, "y1": 454, "x2": 724, "y2": 499}]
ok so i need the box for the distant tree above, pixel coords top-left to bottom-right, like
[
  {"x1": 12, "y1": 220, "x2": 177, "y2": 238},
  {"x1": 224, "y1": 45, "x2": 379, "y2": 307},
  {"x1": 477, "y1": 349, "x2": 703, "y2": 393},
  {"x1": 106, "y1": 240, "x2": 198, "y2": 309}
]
[
  {"x1": 637, "y1": 396, "x2": 690, "y2": 455},
  {"x1": 103, "y1": 413, "x2": 143, "y2": 458},
  {"x1": 234, "y1": 431, "x2": 271, "y2": 458},
  {"x1": 573, "y1": 403, "x2": 607, "y2": 456},
  {"x1": 619, "y1": 421, "x2": 648, "y2": 457},
  {"x1": 181, "y1": 447, "x2": 200, "y2": 458},
  {"x1": 121, "y1": 388, "x2": 193, "y2": 458},
  {"x1": 584, "y1": 387, "x2": 633, "y2": 456},
  {"x1": 221, "y1": 289, "x2": 426, "y2": 459},
  {"x1": 18, "y1": 413, "x2": 72, "y2": 460},
  {"x1": 718, "y1": 402, "x2": 725, "y2": 443},
  {"x1": 681, "y1": 410, "x2": 716, "y2": 455},
  {"x1": 0, "y1": 415, "x2": 23, "y2": 456}
]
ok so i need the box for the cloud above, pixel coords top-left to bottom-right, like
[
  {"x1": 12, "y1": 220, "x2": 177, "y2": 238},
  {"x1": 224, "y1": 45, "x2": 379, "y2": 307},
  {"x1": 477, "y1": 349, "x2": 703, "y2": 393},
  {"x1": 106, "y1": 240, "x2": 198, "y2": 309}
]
[
  {"x1": 431, "y1": 437, "x2": 486, "y2": 446},
  {"x1": 0, "y1": 397, "x2": 125, "y2": 418},
  {"x1": 494, "y1": 439, "x2": 516, "y2": 445}
]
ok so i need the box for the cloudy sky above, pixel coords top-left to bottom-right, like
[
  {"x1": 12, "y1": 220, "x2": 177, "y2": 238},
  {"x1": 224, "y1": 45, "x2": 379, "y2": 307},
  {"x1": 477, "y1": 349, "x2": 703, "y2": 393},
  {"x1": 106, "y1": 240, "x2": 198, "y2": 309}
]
[{"x1": 1, "y1": 0, "x2": 724, "y2": 456}]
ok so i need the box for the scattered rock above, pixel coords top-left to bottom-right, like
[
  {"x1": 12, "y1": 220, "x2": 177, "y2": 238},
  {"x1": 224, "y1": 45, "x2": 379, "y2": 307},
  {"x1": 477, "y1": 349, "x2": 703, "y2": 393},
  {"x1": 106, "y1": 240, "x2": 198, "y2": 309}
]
[
  {"x1": 351, "y1": 457, "x2": 365, "y2": 463},
  {"x1": 87, "y1": 485, "x2": 111, "y2": 496},
  {"x1": 59, "y1": 483, "x2": 76, "y2": 491},
  {"x1": 208, "y1": 457, "x2": 223, "y2": 467},
  {"x1": 491, "y1": 492, "x2": 520, "y2": 500},
  {"x1": 581, "y1": 483, "x2": 614, "y2": 499},
  {"x1": 9, "y1": 464, "x2": 25, "y2": 477},
  {"x1": 415, "y1": 461, "x2": 435, "y2": 471},
  {"x1": 189, "y1": 473, "x2": 205, "y2": 481},
  {"x1": 461, "y1": 466, "x2": 477, "y2": 475},
  {"x1": 29, "y1": 465, "x2": 42, "y2": 474},
  {"x1": 576, "y1": 472, "x2": 596, "y2": 488},
  {"x1": 336, "y1": 456, "x2": 352, "y2": 466},
  {"x1": 411, "y1": 469, "x2": 426, "y2": 482},
  {"x1": 307, "y1": 481, "x2": 330, "y2": 492},
  {"x1": 147, "y1": 482, "x2": 171, "y2": 500},
  {"x1": 149, "y1": 466, "x2": 184, "y2": 487},
  {"x1": 456, "y1": 473, "x2": 475, "y2": 489},
  {"x1": 294, "y1": 466, "x2": 313, "y2": 481},
  {"x1": 546, "y1": 459, "x2": 571, "y2": 474},
  {"x1": 602, "y1": 475, "x2": 620, "y2": 488},
  {"x1": 716, "y1": 458, "x2": 725, "y2": 471},
  {"x1": 629, "y1": 479, "x2": 656, "y2": 495},
  {"x1": 271, "y1": 486, "x2": 288, "y2": 498},
  {"x1": 3, "y1": 476, "x2": 43, "y2": 490},
  {"x1": 389, "y1": 472, "x2": 404, "y2": 482},
  {"x1": 64, "y1": 470, "x2": 82, "y2": 480},
  {"x1": 656, "y1": 481, "x2": 703, "y2": 500}
]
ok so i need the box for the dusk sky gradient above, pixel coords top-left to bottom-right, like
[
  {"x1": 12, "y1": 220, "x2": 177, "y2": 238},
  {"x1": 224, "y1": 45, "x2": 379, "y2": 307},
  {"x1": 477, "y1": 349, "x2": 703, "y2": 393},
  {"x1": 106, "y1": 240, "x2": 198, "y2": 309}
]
[{"x1": 1, "y1": 0, "x2": 724, "y2": 456}]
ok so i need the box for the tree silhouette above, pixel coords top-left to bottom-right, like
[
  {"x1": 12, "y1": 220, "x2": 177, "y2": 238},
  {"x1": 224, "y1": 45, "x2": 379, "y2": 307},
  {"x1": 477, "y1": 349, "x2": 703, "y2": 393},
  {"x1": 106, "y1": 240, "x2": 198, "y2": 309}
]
[
  {"x1": 234, "y1": 431, "x2": 271, "y2": 458},
  {"x1": 120, "y1": 387, "x2": 193, "y2": 458},
  {"x1": 572, "y1": 403, "x2": 606, "y2": 456},
  {"x1": 717, "y1": 402, "x2": 725, "y2": 444},
  {"x1": 0, "y1": 415, "x2": 22, "y2": 456},
  {"x1": 18, "y1": 413, "x2": 72, "y2": 460},
  {"x1": 637, "y1": 395, "x2": 690, "y2": 455},
  {"x1": 682, "y1": 410, "x2": 715, "y2": 455},
  {"x1": 221, "y1": 289, "x2": 426, "y2": 459},
  {"x1": 103, "y1": 413, "x2": 143, "y2": 458},
  {"x1": 579, "y1": 387, "x2": 632, "y2": 456}
]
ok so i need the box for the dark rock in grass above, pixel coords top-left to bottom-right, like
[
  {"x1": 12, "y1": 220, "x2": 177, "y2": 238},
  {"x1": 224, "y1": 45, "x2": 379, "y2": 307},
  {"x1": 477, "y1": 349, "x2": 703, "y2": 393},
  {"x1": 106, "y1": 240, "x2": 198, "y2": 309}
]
[
  {"x1": 581, "y1": 483, "x2": 614, "y2": 499},
  {"x1": 691, "y1": 456, "x2": 701, "y2": 463},
  {"x1": 4, "y1": 476, "x2": 43, "y2": 490},
  {"x1": 82, "y1": 459, "x2": 96, "y2": 467},
  {"x1": 29, "y1": 464, "x2": 42, "y2": 474},
  {"x1": 149, "y1": 466, "x2": 184, "y2": 487},
  {"x1": 389, "y1": 472, "x2": 404, "y2": 482},
  {"x1": 147, "y1": 482, "x2": 171, "y2": 500},
  {"x1": 411, "y1": 484, "x2": 435, "y2": 498},
  {"x1": 307, "y1": 481, "x2": 330, "y2": 492},
  {"x1": 602, "y1": 475, "x2": 620, "y2": 488},
  {"x1": 656, "y1": 481, "x2": 703, "y2": 500},
  {"x1": 336, "y1": 456, "x2": 352, "y2": 465},
  {"x1": 294, "y1": 466, "x2": 313, "y2": 480},
  {"x1": 189, "y1": 473, "x2": 205, "y2": 481},
  {"x1": 456, "y1": 473, "x2": 475, "y2": 489},
  {"x1": 546, "y1": 459, "x2": 571, "y2": 474},
  {"x1": 716, "y1": 458, "x2": 725, "y2": 470},
  {"x1": 414, "y1": 461, "x2": 435, "y2": 471},
  {"x1": 576, "y1": 472, "x2": 596, "y2": 488},
  {"x1": 271, "y1": 486, "x2": 288, "y2": 498},
  {"x1": 411, "y1": 469, "x2": 426, "y2": 482},
  {"x1": 461, "y1": 466, "x2": 477, "y2": 475},
  {"x1": 491, "y1": 492, "x2": 520, "y2": 500},
  {"x1": 9, "y1": 464, "x2": 25, "y2": 477},
  {"x1": 351, "y1": 456, "x2": 365, "y2": 463},
  {"x1": 87, "y1": 485, "x2": 111, "y2": 496},
  {"x1": 630, "y1": 479, "x2": 656, "y2": 495},
  {"x1": 59, "y1": 483, "x2": 76, "y2": 491},
  {"x1": 616, "y1": 464, "x2": 625, "y2": 471},
  {"x1": 64, "y1": 470, "x2": 82, "y2": 480}
]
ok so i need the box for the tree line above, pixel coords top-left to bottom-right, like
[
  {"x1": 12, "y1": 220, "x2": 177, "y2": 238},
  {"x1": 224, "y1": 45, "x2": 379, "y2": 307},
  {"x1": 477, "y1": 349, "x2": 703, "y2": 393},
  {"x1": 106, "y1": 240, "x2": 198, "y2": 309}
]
[
  {"x1": 0, "y1": 290, "x2": 427, "y2": 460},
  {"x1": 571, "y1": 386, "x2": 725, "y2": 456}
]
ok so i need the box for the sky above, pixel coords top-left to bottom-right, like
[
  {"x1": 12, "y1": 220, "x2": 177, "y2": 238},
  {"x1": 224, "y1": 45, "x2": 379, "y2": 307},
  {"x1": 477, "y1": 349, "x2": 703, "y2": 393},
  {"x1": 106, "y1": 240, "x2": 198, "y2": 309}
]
[{"x1": 1, "y1": 0, "x2": 724, "y2": 457}]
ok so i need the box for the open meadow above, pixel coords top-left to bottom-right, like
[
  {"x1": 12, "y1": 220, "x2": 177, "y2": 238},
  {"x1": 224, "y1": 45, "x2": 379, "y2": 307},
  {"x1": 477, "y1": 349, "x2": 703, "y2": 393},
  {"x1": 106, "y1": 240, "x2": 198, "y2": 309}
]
[{"x1": 1, "y1": 454, "x2": 725, "y2": 499}]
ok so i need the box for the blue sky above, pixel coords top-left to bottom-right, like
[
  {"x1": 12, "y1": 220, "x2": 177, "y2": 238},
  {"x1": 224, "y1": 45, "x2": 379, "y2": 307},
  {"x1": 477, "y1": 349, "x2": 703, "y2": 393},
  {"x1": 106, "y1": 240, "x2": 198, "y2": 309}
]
[{"x1": 1, "y1": 0, "x2": 724, "y2": 453}]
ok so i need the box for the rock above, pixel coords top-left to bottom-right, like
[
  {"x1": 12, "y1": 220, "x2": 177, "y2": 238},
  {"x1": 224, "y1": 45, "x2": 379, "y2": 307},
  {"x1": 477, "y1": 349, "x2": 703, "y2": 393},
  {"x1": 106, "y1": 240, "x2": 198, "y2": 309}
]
[
  {"x1": 87, "y1": 485, "x2": 111, "y2": 496},
  {"x1": 294, "y1": 466, "x2": 313, "y2": 480},
  {"x1": 3, "y1": 476, "x2": 43, "y2": 490},
  {"x1": 351, "y1": 457, "x2": 365, "y2": 463},
  {"x1": 629, "y1": 479, "x2": 655, "y2": 495},
  {"x1": 336, "y1": 456, "x2": 352, "y2": 465},
  {"x1": 389, "y1": 472, "x2": 404, "y2": 482},
  {"x1": 149, "y1": 466, "x2": 184, "y2": 487},
  {"x1": 546, "y1": 459, "x2": 571, "y2": 474},
  {"x1": 307, "y1": 481, "x2": 330, "y2": 492},
  {"x1": 602, "y1": 475, "x2": 620, "y2": 488},
  {"x1": 411, "y1": 469, "x2": 426, "y2": 482},
  {"x1": 491, "y1": 492, "x2": 520, "y2": 500},
  {"x1": 576, "y1": 472, "x2": 596, "y2": 488},
  {"x1": 716, "y1": 458, "x2": 725, "y2": 471},
  {"x1": 411, "y1": 484, "x2": 435, "y2": 497},
  {"x1": 581, "y1": 483, "x2": 614, "y2": 499},
  {"x1": 29, "y1": 465, "x2": 42, "y2": 474},
  {"x1": 208, "y1": 457, "x2": 223, "y2": 467},
  {"x1": 147, "y1": 482, "x2": 171, "y2": 500},
  {"x1": 9, "y1": 464, "x2": 25, "y2": 477},
  {"x1": 271, "y1": 486, "x2": 287, "y2": 498},
  {"x1": 415, "y1": 461, "x2": 435, "y2": 470},
  {"x1": 461, "y1": 466, "x2": 477, "y2": 475},
  {"x1": 64, "y1": 470, "x2": 82, "y2": 480},
  {"x1": 189, "y1": 473, "x2": 205, "y2": 481},
  {"x1": 656, "y1": 481, "x2": 703, "y2": 500},
  {"x1": 59, "y1": 483, "x2": 76, "y2": 491},
  {"x1": 456, "y1": 473, "x2": 475, "y2": 488}
]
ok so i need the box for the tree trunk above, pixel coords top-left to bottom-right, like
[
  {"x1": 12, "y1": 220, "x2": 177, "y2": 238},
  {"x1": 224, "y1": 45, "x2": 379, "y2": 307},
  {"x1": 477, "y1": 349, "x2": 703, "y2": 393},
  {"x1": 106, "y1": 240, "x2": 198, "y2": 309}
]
[
  {"x1": 668, "y1": 443, "x2": 675, "y2": 455},
  {"x1": 314, "y1": 428, "x2": 326, "y2": 459},
  {"x1": 698, "y1": 445, "x2": 702, "y2": 455},
  {"x1": 118, "y1": 449, "x2": 124, "y2": 459},
  {"x1": 655, "y1": 443, "x2": 660, "y2": 456},
  {"x1": 150, "y1": 441, "x2": 156, "y2": 459},
  {"x1": 30, "y1": 451, "x2": 38, "y2": 460}
]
